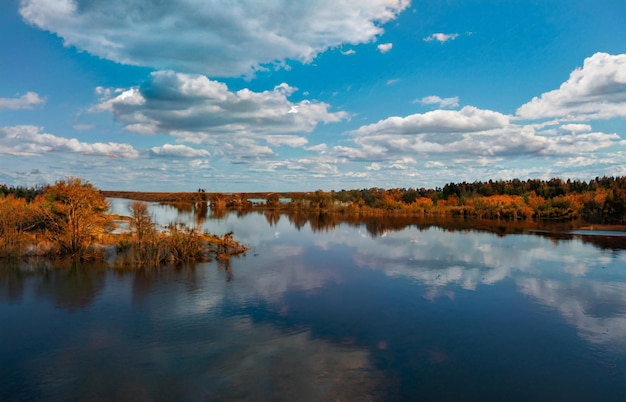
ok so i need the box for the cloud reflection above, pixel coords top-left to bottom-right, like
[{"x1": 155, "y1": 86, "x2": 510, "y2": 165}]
[
  {"x1": 311, "y1": 224, "x2": 626, "y2": 352},
  {"x1": 28, "y1": 313, "x2": 381, "y2": 401},
  {"x1": 518, "y1": 278, "x2": 626, "y2": 350},
  {"x1": 107, "y1": 202, "x2": 626, "y2": 355}
]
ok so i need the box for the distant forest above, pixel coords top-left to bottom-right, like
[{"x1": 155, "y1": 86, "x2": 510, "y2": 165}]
[
  {"x1": 0, "y1": 184, "x2": 47, "y2": 202},
  {"x1": 321, "y1": 176, "x2": 626, "y2": 224},
  {"x1": 4, "y1": 176, "x2": 626, "y2": 224}
]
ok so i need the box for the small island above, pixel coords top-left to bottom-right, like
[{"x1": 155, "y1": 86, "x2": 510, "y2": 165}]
[{"x1": 0, "y1": 177, "x2": 248, "y2": 265}]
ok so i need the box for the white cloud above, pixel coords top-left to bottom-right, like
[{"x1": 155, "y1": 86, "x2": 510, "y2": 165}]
[
  {"x1": 425, "y1": 161, "x2": 445, "y2": 168},
  {"x1": 20, "y1": 0, "x2": 410, "y2": 77},
  {"x1": 559, "y1": 123, "x2": 592, "y2": 133},
  {"x1": 554, "y1": 156, "x2": 597, "y2": 168},
  {"x1": 265, "y1": 135, "x2": 308, "y2": 148},
  {"x1": 149, "y1": 144, "x2": 210, "y2": 158},
  {"x1": 0, "y1": 92, "x2": 45, "y2": 110},
  {"x1": 351, "y1": 106, "x2": 509, "y2": 136},
  {"x1": 424, "y1": 33, "x2": 459, "y2": 43},
  {"x1": 377, "y1": 42, "x2": 393, "y2": 53},
  {"x1": 225, "y1": 139, "x2": 275, "y2": 159},
  {"x1": 305, "y1": 143, "x2": 328, "y2": 153},
  {"x1": 335, "y1": 115, "x2": 620, "y2": 162},
  {"x1": 417, "y1": 95, "x2": 459, "y2": 108},
  {"x1": 516, "y1": 52, "x2": 626, "y2": 120},
  {"x1": 0, "y1": 125, "x2": 138, "y2": 158},
  {"x1": 341, "y1": 49, "x2": 356, "y2": 55},
  {"x1": 92, "y1": 71, "x2": 349, "y2": 142}
]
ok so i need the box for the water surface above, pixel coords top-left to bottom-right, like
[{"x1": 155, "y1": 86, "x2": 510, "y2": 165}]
[{"x1": 2, "y1": 203, "x2": 626, "y2": 401}]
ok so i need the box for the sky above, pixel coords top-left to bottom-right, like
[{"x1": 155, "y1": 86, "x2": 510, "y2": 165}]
[{"x1": 1, "y1": 0, "x2": 626, "y2": 192}]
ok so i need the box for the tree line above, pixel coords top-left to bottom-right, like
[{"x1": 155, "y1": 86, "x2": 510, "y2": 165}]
[
  {"x1": 335, "y1": 177, "x2": 624, "y2": 223},
  {"x1": 227, "y1": 176, "x2": 626, "y2": 224}
]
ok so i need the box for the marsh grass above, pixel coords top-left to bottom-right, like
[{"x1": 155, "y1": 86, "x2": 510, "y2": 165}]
[{"x1": 0, "y1": 187, "x2": 249, "y2": 267}]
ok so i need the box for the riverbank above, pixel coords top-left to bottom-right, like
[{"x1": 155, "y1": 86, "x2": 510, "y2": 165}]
[{"x1": 102, "y1": 189, "x2": 626, "y2": 233}]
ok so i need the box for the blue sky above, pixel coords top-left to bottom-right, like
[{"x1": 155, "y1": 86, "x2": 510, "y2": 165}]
[{"x1": 1, "y1": 0, "x2": 625, "y2": 192}]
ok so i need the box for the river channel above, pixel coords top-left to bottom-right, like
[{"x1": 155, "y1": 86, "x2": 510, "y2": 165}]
[{"x1": 1, "y1": 199, "x2": 625, "y2": 401}]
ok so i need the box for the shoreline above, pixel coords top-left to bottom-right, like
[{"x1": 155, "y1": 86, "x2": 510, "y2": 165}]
[{"x1": 103, "y1": 190, "x2": 626, "y2": 234}]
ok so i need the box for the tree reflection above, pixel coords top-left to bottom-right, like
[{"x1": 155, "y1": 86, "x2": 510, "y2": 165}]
[
  {"x1": 265, "y1": 210, "x2": 281, "y2": 226},
  {"x1": 35, "y1": 261, "x2": 106, "y2": 311},
  {"x1": 194, "y1": 201, "x2": 208, "y2": 228},
  {"x1": 218, "y1": 257, "x2": 233, "y2": 282},
  {"x1": 130, "y1": 268, "x2": 155, "y2": 305},
  {"x1": 0, "y1": 264, "x2": 26, "y2": 303}
]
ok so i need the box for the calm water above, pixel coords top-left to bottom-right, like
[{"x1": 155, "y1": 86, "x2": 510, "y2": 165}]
[{"x1": 1, "y1": 200, "x2": 626, "y2": 401}]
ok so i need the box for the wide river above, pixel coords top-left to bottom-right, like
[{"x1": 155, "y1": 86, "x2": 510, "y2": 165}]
[{"x1": 1, "y1": 199, "x2": 626, "y2": 401}]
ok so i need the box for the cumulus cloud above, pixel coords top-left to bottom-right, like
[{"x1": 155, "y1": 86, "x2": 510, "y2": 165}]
[
  {"x1": 377, "y1": 42, "x2": 393, "y2": 53},
  {"x1": 351, "y1": 106, "x2": 509, "y2": 136},
  {"x1": 305, "y1": 143, "x2": 328, "y2": 153},
  {"x1": 224, "y1": 138, "x2": 275, "y2": 160},
  {"x1": 264, "y1": 135, "x2": 308, "y2": 148},
  {"x1": 516, "y1": 52, "x2": 626, "y2": 120},
  {"x1": 0, "y1": 125, "x2": 138, "y2": 158},
  {"x1": 93, "y1": 71, "x2": 348, "y2": 142},
  {"x1": 0, "y1": 92, "x2": 45, "y2": 110},
  {"x1": 554, "y1": 156, "x2": 597, "y2": 168},
  {"x1": 559, "y1": 124, "x2": 592, "y2": 133},
  {"x1": 424, "y1": 33, "x2": 459, "y2": 43},
  {"x1": 417, "y1": 95, "x2": 459, "y2": 108},
  {"x1": 425, "y1": 161, "x2": 445, "y2": 168},
  {"x1": 149, "y1": 144, "x2": 210, "y2": 158},
  {"x1": 335, "y1": 116, "x2": 620, "y2": 162},
  {"x1": 20, "y1": 0, "x2": 410, "y2": 77}
]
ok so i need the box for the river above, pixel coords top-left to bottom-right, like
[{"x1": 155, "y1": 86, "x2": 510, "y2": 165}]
[{"x1": 1, "y1": 199, "x2": 625, "y2": 401}]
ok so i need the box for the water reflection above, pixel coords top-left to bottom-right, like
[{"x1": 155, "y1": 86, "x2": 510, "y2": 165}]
[
  {"x1": 313, "y1": 225, "x2": 626, "y2": 356},
  {"x1": 518, "y1": 277, "x2": 626, "y2": 350},
  {"x1": 108, "y1": 197, "x2": 626, "y2": 250},
  {"x1": 0, "y1": 261, "x2": 107, "y2": 311},
  {"x1": 2, "y1": 204, "x2": 626, "y2": 400},
  {"x1": 0, "y1": 264, "x2": 381, "y2": 401}
]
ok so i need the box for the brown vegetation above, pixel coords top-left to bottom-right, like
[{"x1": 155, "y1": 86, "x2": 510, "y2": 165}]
[
  {"x1": 103, "y1": 176, "x2": 626, "y2": 226},
  {"x1": 2, "y1": 176, "x2": 624, "y2": 264},
  {"x1": 0, "y1": 179, "x2": 248, "y2": 265},
  {"x1": 113, "y1": 200, "x2": 247, "y2": 268}
]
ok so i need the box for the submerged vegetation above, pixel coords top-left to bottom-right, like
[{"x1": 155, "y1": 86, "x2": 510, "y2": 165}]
[
  {"x1": 114, "y1": 201, "x2": 247, "y2": 268},
  {"x1": 0, "y1": 178, "x2": 248, "y2": 264}
]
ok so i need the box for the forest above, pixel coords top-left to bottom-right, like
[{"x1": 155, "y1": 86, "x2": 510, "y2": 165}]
[{"x1": 323, "y1": 176, "x2": 626, "y2": 223}]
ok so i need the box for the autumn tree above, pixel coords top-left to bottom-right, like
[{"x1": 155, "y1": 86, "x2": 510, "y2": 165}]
[
  {"x1": 40, "y1": 178, "x2": 112, "y2": 256},
  {"x1": 0, "y1": 195, "x2": 41, "y2": 257},
  {"x1": 129, "y1": 201, "x2": 155, "y2": 244}
]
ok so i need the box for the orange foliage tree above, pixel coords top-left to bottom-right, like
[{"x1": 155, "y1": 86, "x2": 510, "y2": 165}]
[
  {"x1": 0, "y1": 195, "x2": 40, "y2": 257},
  {"x1": 40, "y1": 177, "x2": 112, "y2": 256}
]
